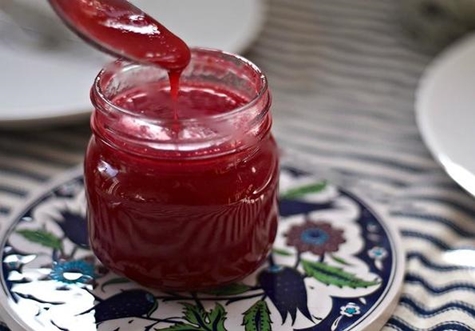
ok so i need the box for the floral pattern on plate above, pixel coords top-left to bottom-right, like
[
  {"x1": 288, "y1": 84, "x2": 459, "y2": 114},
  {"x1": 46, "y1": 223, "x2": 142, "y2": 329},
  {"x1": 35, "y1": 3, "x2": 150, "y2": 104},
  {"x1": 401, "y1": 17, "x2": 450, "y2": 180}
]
[{"x1": 0, "y1": 167, "x2": 404, "y2": 331}]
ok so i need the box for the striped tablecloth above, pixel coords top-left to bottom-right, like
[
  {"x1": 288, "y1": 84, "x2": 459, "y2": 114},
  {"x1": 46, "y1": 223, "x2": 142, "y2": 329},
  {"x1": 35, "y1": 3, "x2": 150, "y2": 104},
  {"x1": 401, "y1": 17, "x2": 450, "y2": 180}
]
[{"x1": 1, "y1": 0, "x2": 475, "y2": 330}]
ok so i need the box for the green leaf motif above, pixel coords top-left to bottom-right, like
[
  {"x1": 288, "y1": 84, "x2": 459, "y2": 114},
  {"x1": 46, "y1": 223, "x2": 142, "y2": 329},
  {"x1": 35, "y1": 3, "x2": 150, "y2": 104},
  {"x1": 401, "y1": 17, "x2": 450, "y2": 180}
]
[
  {"x1": 272, "y1": 248, "x2": 292, "y2": 257},
  {"x1": 203, "y1": 283, "x2": 252, "y2": 296},
  {"x1": 157, "y1": 303, "x2": 227, "y2": 331},
  {"x1": 280, "y1": 181, "x2": 327, "y2": 199},
  {"x1": 242, "y1": 300, "x2": 272, "y2": 331},
  {"x1": 208, "y1": 303, "x2": 227, "y2": 331},
  {"x1": 330, "y1": 254, "x2": 352, "y2": 266},
  {"x1": 182, "y1": 303, "x2": 207, "y2": 326},
  {"x1": 16, "y1": 229, "x2": 62, "y2": 250},
  {"x1": 302, "y1": 260, "x2": 380, "y2": 288},
  {"x1": 155, "y1": 323, "x2": 200, "y2": 331}
]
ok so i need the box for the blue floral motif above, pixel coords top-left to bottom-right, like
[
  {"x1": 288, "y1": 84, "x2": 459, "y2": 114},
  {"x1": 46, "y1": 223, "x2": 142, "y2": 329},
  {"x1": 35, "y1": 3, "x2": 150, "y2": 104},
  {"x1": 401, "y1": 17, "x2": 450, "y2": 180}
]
[
  {"x1": 286, "y1": 220, "x2": 346, "y2": 256},
  {"x1": 50, "y1": 260, "x2": 95, "y2": 284},
  {"x1": 331, "y1": 302, "x2": 362, "y2": 330},
  {"x1": 369, "y1": 246, "x2": 387, "y2": 259},
  {"x1": 301, "y1": 228, "x2": 329, "y2": 245},
  {"x1": 368, "y1": 246, "x2": 388, "y2": 270},
  {"x1": 340, "y1": 302, "x2": 361, "y2": 317},
  {"x1": 258, "y1": 266, "x2": 312, "y2": 325},
  {"x1": 53, "y1": 210, "x2": 89, "y2": 249}
]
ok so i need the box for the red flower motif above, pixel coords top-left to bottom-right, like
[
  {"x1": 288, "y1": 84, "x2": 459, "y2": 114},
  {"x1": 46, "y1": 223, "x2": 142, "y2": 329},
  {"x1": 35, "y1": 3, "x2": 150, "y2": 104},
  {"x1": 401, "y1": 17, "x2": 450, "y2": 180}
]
[{"x1": 286, "y1": 220, "x2": 345, "y2": 256}]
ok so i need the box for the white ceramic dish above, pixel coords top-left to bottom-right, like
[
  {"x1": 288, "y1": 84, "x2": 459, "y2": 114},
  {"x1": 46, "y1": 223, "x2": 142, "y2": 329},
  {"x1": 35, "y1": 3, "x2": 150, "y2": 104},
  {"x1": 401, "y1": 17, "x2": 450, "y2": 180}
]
[
  {"x1": 416, "y1": 33, "x2": 475, "y2": 197},
  {"x1": 0, "y1": 0, "x2": 267, "y2": 128},
  {"x1": 0, "y1": 167, "x2": 404, "y2": 331}
]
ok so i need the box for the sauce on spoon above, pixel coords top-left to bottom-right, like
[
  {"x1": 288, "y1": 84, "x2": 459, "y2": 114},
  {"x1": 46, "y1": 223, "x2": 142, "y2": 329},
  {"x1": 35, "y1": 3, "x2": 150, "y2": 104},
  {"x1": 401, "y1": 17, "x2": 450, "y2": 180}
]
[
  {"x1": 49, "y1": 0, "x2": 191, "y2": 118},
  {"x1": 48, "y1": 0, "x2": 191, "y2": 70}
]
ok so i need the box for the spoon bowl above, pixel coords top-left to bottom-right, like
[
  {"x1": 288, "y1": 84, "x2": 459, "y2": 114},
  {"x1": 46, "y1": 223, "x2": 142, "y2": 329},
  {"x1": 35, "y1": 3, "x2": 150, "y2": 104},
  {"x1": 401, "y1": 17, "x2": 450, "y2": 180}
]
[{"x1": 47, "y1": 0, "x2": 190, "y2": 70}]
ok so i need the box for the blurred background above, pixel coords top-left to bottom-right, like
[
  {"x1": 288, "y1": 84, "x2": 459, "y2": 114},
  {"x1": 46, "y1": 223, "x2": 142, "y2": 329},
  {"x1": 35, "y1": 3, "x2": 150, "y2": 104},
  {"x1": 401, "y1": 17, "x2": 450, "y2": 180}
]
[{"x1": 1, "y1": 0, "x2": 475, "y2": 330}]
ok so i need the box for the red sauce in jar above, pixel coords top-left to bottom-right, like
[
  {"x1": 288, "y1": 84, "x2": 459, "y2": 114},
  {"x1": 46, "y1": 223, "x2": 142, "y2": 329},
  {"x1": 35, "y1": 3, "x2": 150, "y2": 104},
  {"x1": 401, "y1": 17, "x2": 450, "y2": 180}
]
[
  {"x1": 51, "y1": 0, "x2": 279, "y2": 291},
  {"x1": 85, "y1": 52, "x2": 279, "y2": 290}
]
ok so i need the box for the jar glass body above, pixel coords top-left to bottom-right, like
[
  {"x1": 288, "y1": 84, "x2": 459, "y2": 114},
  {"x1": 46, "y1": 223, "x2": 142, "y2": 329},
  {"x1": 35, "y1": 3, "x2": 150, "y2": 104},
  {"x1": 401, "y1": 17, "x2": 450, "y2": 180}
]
[{"x1": 84, "y1": 49, "x2": 279, "y2": 290}]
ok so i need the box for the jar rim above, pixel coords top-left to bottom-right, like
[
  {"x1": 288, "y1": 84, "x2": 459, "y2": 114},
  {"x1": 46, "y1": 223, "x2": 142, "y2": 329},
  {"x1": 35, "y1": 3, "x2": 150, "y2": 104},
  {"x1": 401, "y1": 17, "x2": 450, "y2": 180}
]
[{"x1": 92, "y1": 47, "x2": 268, "y2": 125}]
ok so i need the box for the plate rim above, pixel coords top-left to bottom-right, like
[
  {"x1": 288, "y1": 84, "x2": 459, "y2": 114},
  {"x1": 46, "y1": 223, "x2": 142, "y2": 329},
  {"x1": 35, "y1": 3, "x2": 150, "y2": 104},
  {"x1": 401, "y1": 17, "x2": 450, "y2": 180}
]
[
  {"x1": 0, "y1": 165, "x2": 405, "y2": 331},
  {"x1": 415, "y1": 32, "x2": 475, "y2": 197},
  {"x1": 0, "y1": 166, "x2": 84, "y2": 331},
  {"x1": 338, "y1": 190, "x2": 405, "y2": 331}
]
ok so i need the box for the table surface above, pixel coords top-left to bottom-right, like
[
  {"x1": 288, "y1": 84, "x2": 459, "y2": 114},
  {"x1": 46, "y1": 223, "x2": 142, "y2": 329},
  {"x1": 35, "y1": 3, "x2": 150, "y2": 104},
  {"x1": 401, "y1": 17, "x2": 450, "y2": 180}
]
[{"x1": 1, "y1": 0, "x2": 475, "y2": 330}]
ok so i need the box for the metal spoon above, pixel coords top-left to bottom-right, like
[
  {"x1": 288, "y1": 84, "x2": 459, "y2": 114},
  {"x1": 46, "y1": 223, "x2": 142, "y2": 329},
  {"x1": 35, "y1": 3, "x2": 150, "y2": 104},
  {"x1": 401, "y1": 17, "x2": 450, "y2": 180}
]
[{"x1": 47, "y1": 0, "x2": 190, "y2": 69}]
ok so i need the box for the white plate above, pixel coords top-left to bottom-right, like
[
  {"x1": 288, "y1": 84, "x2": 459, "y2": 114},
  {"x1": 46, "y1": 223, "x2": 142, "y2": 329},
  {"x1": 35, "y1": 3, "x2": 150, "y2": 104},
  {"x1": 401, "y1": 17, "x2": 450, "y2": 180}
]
[
  {"x1": 0, "y1": 0, "x2": 267, "y2": 128},
  {"x1": 416, "y1": 33, "x2": 475, "y2": 197},
  {"x1": 0, "y1": 166, "x2": 404, "y2": 331}
]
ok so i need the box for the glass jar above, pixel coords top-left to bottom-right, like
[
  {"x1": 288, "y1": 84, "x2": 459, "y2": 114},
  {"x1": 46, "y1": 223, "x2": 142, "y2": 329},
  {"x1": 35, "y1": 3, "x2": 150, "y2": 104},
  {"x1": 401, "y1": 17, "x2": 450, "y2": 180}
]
[{"x1": 84, "y1": 49, "x2": 279, "y2": 291}]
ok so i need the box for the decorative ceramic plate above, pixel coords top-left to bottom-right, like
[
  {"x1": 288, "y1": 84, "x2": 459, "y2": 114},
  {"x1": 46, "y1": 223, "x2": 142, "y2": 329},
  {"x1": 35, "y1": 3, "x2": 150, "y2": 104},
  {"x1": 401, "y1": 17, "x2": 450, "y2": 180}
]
[
  {"x1": 0, "y1": 0, "x2": 267, "y2": 127},
  {"x1": 0, "y1": 167, "x2": 404, "y2": 331},
  {"x1": 416, "y1": 33, "x2": 475, "y2": 197}
]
